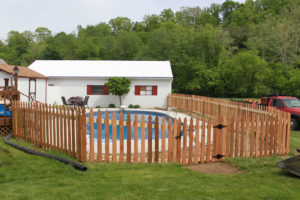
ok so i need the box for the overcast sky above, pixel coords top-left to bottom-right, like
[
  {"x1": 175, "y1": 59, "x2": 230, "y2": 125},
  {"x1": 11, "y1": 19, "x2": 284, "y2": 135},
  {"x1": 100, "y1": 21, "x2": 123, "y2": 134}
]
[{"x1": 0, "y1": 0, "x2": 245, "y2": 41}]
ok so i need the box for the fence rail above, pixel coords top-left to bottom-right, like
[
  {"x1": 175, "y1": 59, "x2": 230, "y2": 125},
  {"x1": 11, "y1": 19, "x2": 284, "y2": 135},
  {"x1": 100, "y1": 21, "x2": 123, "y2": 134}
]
[{"x1": 12, "y1": 94, "x2": 291, "y2": 164}]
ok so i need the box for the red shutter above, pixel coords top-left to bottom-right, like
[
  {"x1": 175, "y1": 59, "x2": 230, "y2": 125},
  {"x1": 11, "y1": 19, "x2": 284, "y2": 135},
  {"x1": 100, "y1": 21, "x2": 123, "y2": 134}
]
[
  {"x1": 104, "y1": 85, "x2": 109, "y2": 95},
  {"x1": 152, "y1": 86, "x2": 157, "y2": 95},
  {"x1": 135, "y1": 86, "x2": 140, "y2": 95},
  {"x1": 87, "y1": 85, "x2": 92, "y2": 95}
]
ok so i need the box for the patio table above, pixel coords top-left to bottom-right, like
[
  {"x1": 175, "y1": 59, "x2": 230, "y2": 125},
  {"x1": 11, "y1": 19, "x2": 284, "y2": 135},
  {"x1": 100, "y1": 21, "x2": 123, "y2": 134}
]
[{"x1": 68, "y1": 96, "x2": 84, "y2": 107}]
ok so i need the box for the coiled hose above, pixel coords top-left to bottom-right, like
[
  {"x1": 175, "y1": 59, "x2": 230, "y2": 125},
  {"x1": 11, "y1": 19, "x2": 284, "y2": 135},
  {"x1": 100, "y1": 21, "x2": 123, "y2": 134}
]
[{"x1": 4, "y1": 133, "x2": 87, "y2": 171}]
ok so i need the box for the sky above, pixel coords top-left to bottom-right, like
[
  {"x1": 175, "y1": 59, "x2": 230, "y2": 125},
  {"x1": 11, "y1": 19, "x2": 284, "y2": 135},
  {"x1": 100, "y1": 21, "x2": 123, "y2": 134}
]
[{"x1": 0, "y1": 0, "x2": 245, "y2": 41}]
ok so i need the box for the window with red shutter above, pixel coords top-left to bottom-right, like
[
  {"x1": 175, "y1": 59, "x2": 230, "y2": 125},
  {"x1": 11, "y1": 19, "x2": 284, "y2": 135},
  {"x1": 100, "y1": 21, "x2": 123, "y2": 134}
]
[
  {"x1": 135, "y1": 85, "x2": 157, "y2": 96},
  {"x1": 87, "y1": 85, "x2": 92, "y2": 95},
  {"x1": 152, "y1": 86, "x2": 157, "y2": 95},
  {"x1": 87, "y1": 85, "x2": 108, "y2": 95},
  {"x1": 104, "y1": 86, "x2": 109, "y2": 95},
  {"x1": 135, "y1": 86, "x2": 141, "y2": 95}
]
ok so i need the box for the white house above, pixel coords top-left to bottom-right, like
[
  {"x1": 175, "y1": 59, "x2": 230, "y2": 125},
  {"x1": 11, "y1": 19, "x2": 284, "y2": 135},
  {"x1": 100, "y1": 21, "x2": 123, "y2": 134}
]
[
  {"x1": 0, "y1": 64, "x2": 47, "y2": 102},
  {"x1": 28, "y1": 60, "x2": 173, "y2": 108}
]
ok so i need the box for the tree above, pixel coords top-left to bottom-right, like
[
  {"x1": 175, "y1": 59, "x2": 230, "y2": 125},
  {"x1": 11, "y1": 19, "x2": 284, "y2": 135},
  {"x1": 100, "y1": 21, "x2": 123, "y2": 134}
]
[
  {"x1": 220, "y1": 50, "x2": 267, "y2": 97},
  {"x1": 112, "y1": 32, "x2": 142, "y2": 59},
  {"x1": 109, "y1": 17, "x2": 132, "y2": 35},
  {"x1": 105, "y1": 78, "x2": 131, "y2": 106}
]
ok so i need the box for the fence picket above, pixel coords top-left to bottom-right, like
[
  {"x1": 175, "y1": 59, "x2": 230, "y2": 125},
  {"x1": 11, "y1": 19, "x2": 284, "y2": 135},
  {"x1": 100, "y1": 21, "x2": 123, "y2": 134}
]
[
  {"x1": 200, "y1": 116, "x2": 205, "y2": 164},
  {"x1": 140, "y1": 114, "x2": 145, "y2": 163},
  {"x1": 89, "y1": 108, "x2": 94, "y2": 162},
  {"x1": 119, "y1": 112, "x2": 124, "y2": 163},
  {"x1": 81, "y1": 108, "x2": 87, "y2": 162},
  {"x1": 97, "y1": 109, "x2": 102, "y2": 162},
  {"x1": 235, "y1": 116, "x2": 240, "y2": 157},
  {"x1": 155, "y1": 116, "x2": 159, "y2": 163},
  {"x1": 105, "y1": 110, "x2": 109, "y2": 163},
  {"x1": 147, "y1": 115, "x2": 152, "y2": 163},
  {"x1": 182, "y1": 118, "x2": 187, "y2": 165},
  {"x1": 240, "y1": 113, "x2": 245, "y2": 157},
  {"x1": 255, "y1": 114, "x2": 260, "y2": 157},
  {"x1": 161, "y1": 117, "x2": 166, "y2": 164},
  {"x1": 67, "y1": 107, "x2": 71, "y2": 156},
  {"x1": 127, "y1": 112, "x2": 131, "y2": 163},
  {"x1": 112, "y1": 111, "x2": 117, "y2": 162},
  {"x1": 188, "y1": 117, "x2": 193, "y2": 165},
  {"x1": 176, "y1": 118, "x2": 181, "y2": 163},
  {"x1": 250, "y1": 113, "x2": 255, "y2": 157},
  {"x1": 168, "y1": 118, "x2": 173, "y2": 163},
  {"x1": 194, "y1": 117, "x2": 199, "y2": 164},
  {"x1": 172, "y1": 118, "x2": 177, "y2": 162},
  {"x1": 134, "y1": 114, "x2": 138, "y2": 164},
  {"x1": 206, "y1": 118, "x2": 212, "y2": 163},
  {"x1": 260, "y1": 113, "x2": 265, "y2": 157},
  {"x1": 69, "y1": 107, "x2": 74, "y2": 157}
]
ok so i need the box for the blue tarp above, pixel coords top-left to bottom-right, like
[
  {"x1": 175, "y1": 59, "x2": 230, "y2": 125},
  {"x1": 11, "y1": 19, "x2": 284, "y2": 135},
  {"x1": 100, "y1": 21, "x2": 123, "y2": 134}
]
[{"x1": 0, "y1": 104, "x2": 11, "y2": 117}]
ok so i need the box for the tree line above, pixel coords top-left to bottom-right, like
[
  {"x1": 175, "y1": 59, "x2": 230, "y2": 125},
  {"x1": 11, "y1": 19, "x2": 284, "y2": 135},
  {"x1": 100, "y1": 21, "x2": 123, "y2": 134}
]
[{"x1": 0, "y1": 0, "x2": 299, "y2": 98}]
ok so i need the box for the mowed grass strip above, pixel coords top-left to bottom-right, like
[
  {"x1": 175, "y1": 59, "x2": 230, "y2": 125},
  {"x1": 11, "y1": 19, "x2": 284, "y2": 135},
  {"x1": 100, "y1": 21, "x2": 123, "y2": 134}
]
[{"x1": 0, "y1": 131, "x2": 299, "y2": 200}]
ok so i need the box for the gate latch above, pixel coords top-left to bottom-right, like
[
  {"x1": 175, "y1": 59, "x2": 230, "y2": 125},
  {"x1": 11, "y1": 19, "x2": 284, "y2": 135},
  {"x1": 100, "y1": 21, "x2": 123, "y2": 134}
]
[
  {"x1": 174, "y1": 135, "x2": 181, "y2": 139},
  {"x1": 213, "y1": 154, "x2": 225, "y2": 159},
  {"x1": 213, "y1": 124, "x2": 227, "y2": 129}
]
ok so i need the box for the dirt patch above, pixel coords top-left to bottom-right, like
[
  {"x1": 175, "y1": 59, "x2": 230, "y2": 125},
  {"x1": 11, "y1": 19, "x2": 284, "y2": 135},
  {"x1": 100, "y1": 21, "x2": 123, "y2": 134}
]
[{"x1": 185, "y1": 162, "x2": 243, "y2": 174}]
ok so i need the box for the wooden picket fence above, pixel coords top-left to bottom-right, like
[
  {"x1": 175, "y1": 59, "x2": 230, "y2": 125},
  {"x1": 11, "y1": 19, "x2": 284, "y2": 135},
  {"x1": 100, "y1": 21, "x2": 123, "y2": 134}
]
[
  {"x1": 11, "y1": 93, "x2": 291, "y2": 164},
  {"x1": 167, "y1": 94, "x2": 291, "y2": 157},
  {"x1": 11, "y1": 101, "x2": 87, "y2": 162}
]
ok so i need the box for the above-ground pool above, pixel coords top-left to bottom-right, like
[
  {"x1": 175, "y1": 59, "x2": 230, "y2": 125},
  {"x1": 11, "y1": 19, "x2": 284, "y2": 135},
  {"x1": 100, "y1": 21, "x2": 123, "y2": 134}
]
[{"x1": 86, "y1": 110, "x2": 178, "y2": 142}]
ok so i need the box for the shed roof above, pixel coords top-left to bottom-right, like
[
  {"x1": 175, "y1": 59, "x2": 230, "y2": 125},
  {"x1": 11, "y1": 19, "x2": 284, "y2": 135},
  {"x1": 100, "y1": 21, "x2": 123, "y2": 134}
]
[
  {"x1": 0, "y1": 58, "x2": 7, "y2": 64},
  {"x1": 28, "y1": 60, "x2": 173, "y2": 79},
  {"x1": 0, "y1": 64, "x2": 47, "y2": 79}
]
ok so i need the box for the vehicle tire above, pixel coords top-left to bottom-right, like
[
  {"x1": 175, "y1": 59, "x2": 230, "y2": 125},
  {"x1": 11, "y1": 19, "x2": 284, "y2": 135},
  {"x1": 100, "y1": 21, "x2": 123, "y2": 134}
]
[{"x1": 291, "y1": 118, "x2": 299, "y2": 130}]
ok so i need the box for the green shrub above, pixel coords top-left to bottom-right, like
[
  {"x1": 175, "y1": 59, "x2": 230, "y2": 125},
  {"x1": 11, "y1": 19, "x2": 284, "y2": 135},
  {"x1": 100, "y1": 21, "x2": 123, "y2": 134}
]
[
  {"x1": 95, "y1": 105, "x2": 101, "y2": 108},
  {"x1": 109, "y1": 104, "x2": 116, "y2": 108},
  {"x1": 134, "y1": 105, "x2": 140, "y2": 108},
  {"x1": 129, "y1": 104, "x2": 134, "y2": 108}
]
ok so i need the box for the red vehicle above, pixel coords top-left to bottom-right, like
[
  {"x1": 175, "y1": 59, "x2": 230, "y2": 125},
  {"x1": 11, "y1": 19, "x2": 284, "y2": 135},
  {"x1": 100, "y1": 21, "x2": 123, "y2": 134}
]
[{"x1": 260, "y1": 95, "x2": 300, "y2": 130}]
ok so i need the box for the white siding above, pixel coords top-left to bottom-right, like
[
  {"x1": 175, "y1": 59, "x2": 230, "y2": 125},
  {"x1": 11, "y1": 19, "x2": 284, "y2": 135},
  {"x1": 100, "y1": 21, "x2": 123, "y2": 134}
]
[
  {"x1": 18, "y1": 78, "x2": 29, "y2": 101},
  {"x1": 46, "y1": 77, "x2": 172, "y2": 108},
  {"x1": 0, "y1": 71, "x2": 12, "y2": 86},
  {"x1": 36, "y1": 79, "x2": 46, "y2": 103}
]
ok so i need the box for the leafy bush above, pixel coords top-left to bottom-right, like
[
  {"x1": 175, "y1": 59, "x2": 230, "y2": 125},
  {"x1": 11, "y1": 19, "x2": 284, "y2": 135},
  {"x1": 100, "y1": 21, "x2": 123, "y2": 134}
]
[
  {"x1": 95, "y1": 105, "x2": 101, "y2": 108},
  {"x1": 109, "y1": 104, "x2": 116, "y2": 108},
  {"x1": 128, "y1": 104, "x2": 140, "y2": 108}
]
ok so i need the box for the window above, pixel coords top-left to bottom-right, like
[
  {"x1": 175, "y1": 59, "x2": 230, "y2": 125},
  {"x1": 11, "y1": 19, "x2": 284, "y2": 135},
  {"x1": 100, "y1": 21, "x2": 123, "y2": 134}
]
[
  {"x1": 135, "y1": 85, "x2": 157, "y2": 96},
  {"x1": 283, "y1": 99, "x2": 300, "y2": 108},
  {"x1": 271, "y1": 98, "x2": 284, "y2": 108},
  {"x1": 87, "y1": 85, "x2": 109, "y2": 95}
]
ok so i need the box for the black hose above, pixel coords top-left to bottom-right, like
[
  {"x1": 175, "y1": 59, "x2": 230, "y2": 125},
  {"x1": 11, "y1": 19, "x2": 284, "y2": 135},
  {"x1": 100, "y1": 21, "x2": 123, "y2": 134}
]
[{"x1": 4, "y1": 133, "x2": 87, "y2": 171}]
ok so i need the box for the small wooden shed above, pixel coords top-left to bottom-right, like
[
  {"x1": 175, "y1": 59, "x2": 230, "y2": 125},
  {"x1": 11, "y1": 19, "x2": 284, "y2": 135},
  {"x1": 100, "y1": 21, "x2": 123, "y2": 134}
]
[{"x1": 0, "y1": 64, "x2": 47, "y2": 103}]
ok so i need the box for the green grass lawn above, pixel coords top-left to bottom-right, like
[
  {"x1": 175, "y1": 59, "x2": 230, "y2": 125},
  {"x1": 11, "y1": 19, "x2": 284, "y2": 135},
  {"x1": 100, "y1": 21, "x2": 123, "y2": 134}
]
[{"x1": 0, "y1": 131, "x2": 299, "y2": 200}]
